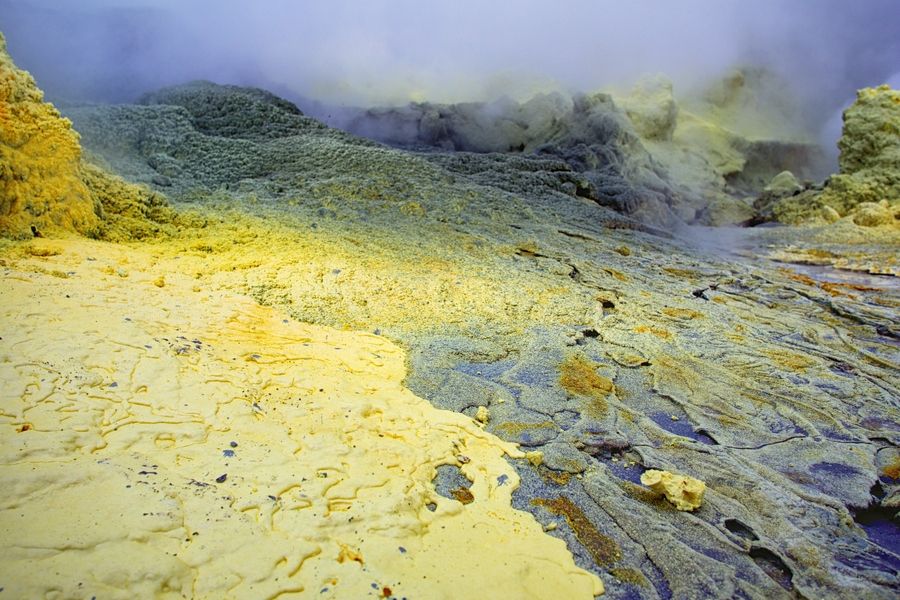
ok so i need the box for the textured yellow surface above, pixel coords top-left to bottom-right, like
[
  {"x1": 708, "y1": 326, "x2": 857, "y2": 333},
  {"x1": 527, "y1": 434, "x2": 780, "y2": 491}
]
[
  {"x1": 110, "y1": 210, "x2": 596, "y2": 339},
  {"x1": 0, "y1": 238, "x2": 603, "y2": 599},
  {"x1": 0, "y1": 33, "x2": 178, "y2": 240},
  {"x1": 640, "y1": 470, "x2": 706, "y2": 512}
]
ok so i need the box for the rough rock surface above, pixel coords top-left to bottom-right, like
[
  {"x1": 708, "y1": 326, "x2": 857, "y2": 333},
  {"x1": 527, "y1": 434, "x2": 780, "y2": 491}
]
[
  {"x1": 0, "y1": 237, "x2": 602, "y2": 599},
  {"x1": 0, "y1": 31, "x2": 98, "y2": 237},
  {"x1": 316, "y1": 69, "x2": 826, "y2": 227},
  {"x1": 3, "y1": 67, "x2": 898, "y2": 599},
  {"x1": 618, "y1": 76, "x2": 679, "y2": 142},
  {"x1": 628, "y1": 70, "x2": 827, "y2": 226},
  {"x1": 327, "y1": 89, "x2": 685, "y2": 227}
]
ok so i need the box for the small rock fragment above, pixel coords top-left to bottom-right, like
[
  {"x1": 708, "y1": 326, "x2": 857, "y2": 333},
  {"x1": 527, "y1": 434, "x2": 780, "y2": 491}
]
[
  {"x1": 451, "y1": 487, "x2": 475, "y2": 504},
  {"x1": 851, "y1": 201, "x2": 894, "y2": 227},
  {"x1": 475, "y1": 405, "x2": 489, "y2": 424},
  {"x1": 640, "y1": 469, "x2": 706, "y2": 511},
  {"x1": 525, "y1": 451, "x2": 544, "y2": 467}
]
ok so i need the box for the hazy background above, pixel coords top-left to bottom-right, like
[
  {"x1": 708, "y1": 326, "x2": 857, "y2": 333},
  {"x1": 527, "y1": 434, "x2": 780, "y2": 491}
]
[{"x1": 2, "y1": 0, "x2": 899, "y2": 145}]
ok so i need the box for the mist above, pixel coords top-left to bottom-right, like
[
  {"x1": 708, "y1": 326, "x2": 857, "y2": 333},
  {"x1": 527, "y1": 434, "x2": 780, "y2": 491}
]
[{"x1": 2, "y1": 0, "x2": 898, "y2": 142}]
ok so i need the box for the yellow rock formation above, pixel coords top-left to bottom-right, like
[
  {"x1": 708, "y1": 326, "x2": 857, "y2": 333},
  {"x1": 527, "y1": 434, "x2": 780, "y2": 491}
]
[
  {"x1": 819, "y1": 85, "x2": 900, "y2": 219},
  {"x1": 640, "y1": 469, "x2": 706, "y2": 512},
  {"x1": 0, "y1": 238, "x2": 603, "y2": 599},
  {"x1": 0, "y1": 33, "x2": 177, "y2": 240},
  {"x1": 0, "y1": 32, "x2": 99, "y2": 237},
  {"x1": 760, "y1": 85, "x2": 900, "y2": 227}
]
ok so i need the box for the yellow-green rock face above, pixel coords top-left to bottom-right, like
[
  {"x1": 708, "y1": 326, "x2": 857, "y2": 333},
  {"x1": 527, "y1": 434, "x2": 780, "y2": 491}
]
[
  {"x1": 838, "y1": 85, "x2": 900, "y2": 175},
  {"x1": 819, "y1": 85, "x2": 900, "y2": 221},
  {"x1": 765, "y1": 85, "x2": 899, "y2": 226},
  {"x1": 0, "y1": 33, "x2": 176, "y2": 240}
]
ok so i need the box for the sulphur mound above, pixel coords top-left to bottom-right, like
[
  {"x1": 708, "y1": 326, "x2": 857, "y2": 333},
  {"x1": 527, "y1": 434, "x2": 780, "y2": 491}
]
[
  {"x1": 0, "y1": 238, "x2": 603, "y2": 599},
  {"x1": 614, "y1": 69, "x2": 826, "y2": 226},
  {"x1": 758, "y1": 84, "x2": 899, "y2": 226},
  {"x1": 819, "y1": 85, "x2": 900, "y2": 218},
  {"x1": 0, "y1": 32, "x2": 174, "y2": 240},
  {"x1": 640, "y1": 470, "x2": 706, "y2": 512}
]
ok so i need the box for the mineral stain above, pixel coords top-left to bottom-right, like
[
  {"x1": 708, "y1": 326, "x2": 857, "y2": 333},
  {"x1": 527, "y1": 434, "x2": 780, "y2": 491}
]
[
  {"x1": 559, "y1": 353, "x2": 616, "y2": 415},
  {"x1": 534, "y1": 496, "x2": 623, "y2": 567}
]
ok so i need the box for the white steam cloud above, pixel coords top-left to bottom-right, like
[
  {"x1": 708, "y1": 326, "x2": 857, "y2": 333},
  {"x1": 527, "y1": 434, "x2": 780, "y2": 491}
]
[{"x1": 1, "y1": 0, "x2": 898, "y2": 135}]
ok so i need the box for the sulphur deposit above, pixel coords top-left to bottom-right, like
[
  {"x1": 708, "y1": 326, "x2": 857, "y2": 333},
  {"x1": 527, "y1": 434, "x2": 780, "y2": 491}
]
[{"x1": 0, "y1": 238, "x2": 602, "y2": 599}]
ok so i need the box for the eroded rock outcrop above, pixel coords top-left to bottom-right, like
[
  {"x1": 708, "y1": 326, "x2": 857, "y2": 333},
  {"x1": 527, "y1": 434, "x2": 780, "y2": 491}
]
[
  {"x1": 0, "y1": 32, "x2": 99, "y2": 238},
  {"x1": 756, "y1": 85, "x2": 900, "y2": 226},
  {"x1": 821, "y1": 85, "x2": 900, "y2": 218},
  {"x1": 338, "y1": 90, "x2": 685, "y2": 227},
  {"x1": 621, "y1": 70, "x2": 827, "y2": 226},
  {"x1": 322, "y1": 69, "x2": 826, "y2": 228}
]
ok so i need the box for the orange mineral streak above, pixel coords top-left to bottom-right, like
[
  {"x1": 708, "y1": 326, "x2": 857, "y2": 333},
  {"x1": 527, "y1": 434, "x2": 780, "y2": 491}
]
[{"x1": 559, "y1": 353, "x2": 616, "y2": 416}]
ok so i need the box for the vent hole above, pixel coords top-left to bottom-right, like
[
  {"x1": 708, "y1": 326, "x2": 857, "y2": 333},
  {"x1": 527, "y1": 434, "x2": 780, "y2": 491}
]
[
  {"x1": 749, "y1": 546, "x2": 793, "y2": 591},
  {"x1": 724, "y1": 518, "x2": 758, "y2": 541}
]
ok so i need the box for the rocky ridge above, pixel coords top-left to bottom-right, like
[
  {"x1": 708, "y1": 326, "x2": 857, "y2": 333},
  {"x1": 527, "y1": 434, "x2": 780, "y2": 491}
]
[{"x1": 318, "y1": 69, "x2": 827, "y2": 228}]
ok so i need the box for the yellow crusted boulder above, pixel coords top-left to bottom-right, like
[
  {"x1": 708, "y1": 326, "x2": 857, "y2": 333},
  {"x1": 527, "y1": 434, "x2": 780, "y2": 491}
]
[{"x1": 640, "y1": 469, "x2": 706, "y2": 511}]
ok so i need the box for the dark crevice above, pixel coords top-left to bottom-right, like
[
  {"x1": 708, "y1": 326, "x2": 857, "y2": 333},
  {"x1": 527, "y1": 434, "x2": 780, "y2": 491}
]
[
  {"x1": 695, "y1": 429, "x2": 719, "y2": 445},
  {"x1": 569, "y1": 264, "x2": 583, "y2": 282},
  {"x1": 724, "y1": 518, "x2": 759, "y2": 542},
  {"x1": 749, "y1": 546, "x2": 794, "y2": 591},
  {"x1": 691, "y1": 283, "x2": 719, "y2": 300},
  {"x1": 557, "y1": 228, "x2": 600, "y2": 243},
  {"x1": 579, "y1": 438, "x2": 631, "y2": 457},
  {"x1": 691, "y1": 287, "x2": 709, "y2": 300},
  {"x1": 875, "y1": 324, "x2": 898, "y2": 339},
  {"x1": 724, "y1": 434, "x2": 807, "y2": 451},
  {"x1": 852, "y1": 500, "x2": 900, "y2": 557},
  {"x1": 516, "y1": 247, "x2": 550, "y2": 258},
  {"x1": 591, "y1": 501, "x2": 674, "y2": 600}
]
